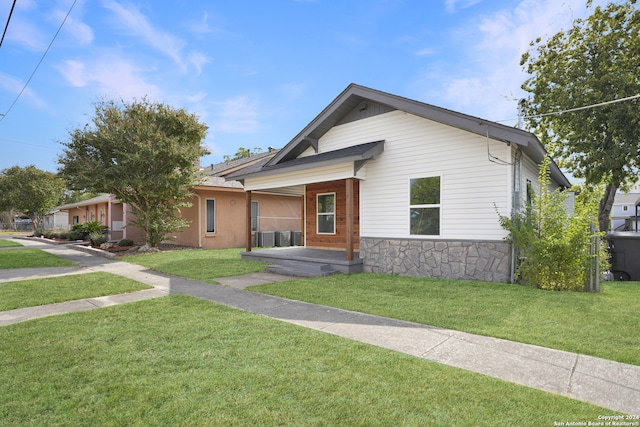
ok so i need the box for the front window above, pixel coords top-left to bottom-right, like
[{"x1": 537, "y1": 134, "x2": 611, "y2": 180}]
[
  {"x1": 317, "y1": 193, "x2": 335, "y2": 234},
  {"x1": 410, "y1": 176, "x2": 440, "y2": 235},
  {"x1": 206, "y1": 199, "x2": 215, "y2": 233}
]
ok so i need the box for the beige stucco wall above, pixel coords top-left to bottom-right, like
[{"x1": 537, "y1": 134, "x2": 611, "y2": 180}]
[{"x1": 169, "y1": 188, "x2": 302, "y2": 249}]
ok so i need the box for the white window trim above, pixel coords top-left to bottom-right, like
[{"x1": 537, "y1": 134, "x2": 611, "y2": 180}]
[
  {"x1": 408, "y1": 175, "x2": 441, "y2": 236},
  {"x1": 317, "y1": 192, "x2": 336, "y2": 235},
  {"x1": 205, "y1": 198, "x2": 216, "y2": 234}
]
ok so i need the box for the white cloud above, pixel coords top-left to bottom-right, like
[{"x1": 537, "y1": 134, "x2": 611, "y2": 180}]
[
  {"x1": 56, "y1": 55, "x2": 160, "y2": 100},
  {"x1": 419, "y1": 0, "x2": 594, "y2": 122},
  {"x1": 5, "y1": 18, "x2": 48, "y2": 50},
  {"x1": 101, "y1": 0, "x2": 186, "y2": 68},
  {"x1": 213, "y1": 96, "x2": 260, "y2": 134},
  {"x1": 416, "y1": 47, "x2": 436, "y2": 57},
  {"x1": 0, "y1": 72, "x2": 47, "y2": 109},
  {"x1": 188, "y1": 51, "x2": 210, "y2": 76},
  {"x1": 52, "y1": 9, "x2": 94, "y2": 46},
  {"x1": 187, "y1": 91, "x2": 207, "y2": 103},
  {"x1": 445, "y1": 0, "x2": 483, "y2": 13}
]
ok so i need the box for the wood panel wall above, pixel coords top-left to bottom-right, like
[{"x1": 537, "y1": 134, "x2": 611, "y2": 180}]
[{"x1": 305, "y1": 179, "x2": 360, "y2": 250}]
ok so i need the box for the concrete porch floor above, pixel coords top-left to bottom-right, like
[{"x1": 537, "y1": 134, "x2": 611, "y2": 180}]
[{"x1": 241, "y1": 247, "x2": 364, "y2": 276}]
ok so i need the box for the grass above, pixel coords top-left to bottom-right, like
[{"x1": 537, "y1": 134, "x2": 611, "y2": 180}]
[
  {"x1": 0, "y1": 272, "x2": 153, "y2": 311},
  {"x1": 0, "y1": 295, "x2": 614, "y2": 426},
  {"x1": 124, "y1": 248, "x2": 267, "y2": 282},
  {"x1": 0, "y1": 239, "x2": 22, "y2": 248},
  {"x1": 249, "y1": 273, "x2": 640, "y2": 366},
  {"x1": 0, "y1": 248, "x2": 75, "y2": 269}
]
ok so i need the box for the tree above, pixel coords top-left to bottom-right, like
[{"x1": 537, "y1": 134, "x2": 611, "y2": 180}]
[
  {"x1": 520, "y1": 0, "x2": 640, "y2": 232},
  {"x1": 223, "y1": 146, "x2": 263, "y2": 161},
  {"x1": 0, "y1": 165, "x2": 65, "y2": 231},
  {"x1": 58, "y1": 98, "x2": 209, "y2": 247}
]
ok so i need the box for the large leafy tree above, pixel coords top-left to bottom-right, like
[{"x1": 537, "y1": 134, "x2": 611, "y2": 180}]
[
  {"x1": 0, "y1": 165, "x2": 65, "y2": 231},
  {"x1": 58, "y1": 98, "x2": 209, "y2": 247},
  {"x1": 520, "y1": 0, "x2": 640, "y2": 232}
]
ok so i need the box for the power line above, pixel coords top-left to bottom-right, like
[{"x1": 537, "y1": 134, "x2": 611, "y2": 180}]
[
  {"x1": 0, "y1": 0, "x2": 17, "y2": 47},
  {"x1": 498, "y1": 93, "x2": 640, "y2": 124},
  {"x1": 0, "y1": 0, "x2": 77, "y2": 123}
]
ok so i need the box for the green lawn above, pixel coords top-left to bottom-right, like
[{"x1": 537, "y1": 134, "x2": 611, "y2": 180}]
[
  {"x1": 0, "y1": 248, "x2": 75, "y2": 269},
  {"x1": 0, "y1": 239, "x2": 22, "y2": 248},
  {"x1": 0, "y1": 272, "x2": 153, "y2": 311},
  {"x1": 124, "y1": 248, "x2": 267, "y2": 281},
  {"x1": 0, "y1": 295, "x2": 613, "y2": 426},
  {"x1": 250, "y1": 274, "x2": 640, "y2": 365}
]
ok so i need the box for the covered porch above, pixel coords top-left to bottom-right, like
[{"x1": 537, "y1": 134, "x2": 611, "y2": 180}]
[{"x1": 242, "y1": 246, "x2": 363, "y2": 277}]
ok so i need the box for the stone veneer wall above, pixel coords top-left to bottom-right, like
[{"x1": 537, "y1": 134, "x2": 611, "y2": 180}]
[{"x1": 359, "y1": 237, "x2": 512, "y2": 283}]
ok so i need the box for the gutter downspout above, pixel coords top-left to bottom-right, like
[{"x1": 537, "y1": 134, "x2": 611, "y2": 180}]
[{"x1": 510, "y1": 147, "x2": 522, "y2": 284}]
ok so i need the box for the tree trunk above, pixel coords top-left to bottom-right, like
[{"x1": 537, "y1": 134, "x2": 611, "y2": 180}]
[{"x1": 598, "y1": 182, "x2": 619, "y2": 233}]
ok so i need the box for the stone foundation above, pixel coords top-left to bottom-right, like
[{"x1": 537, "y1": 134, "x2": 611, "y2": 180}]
[{"x1": 359, "y1": 237, "x2": 512, "y2": 283}]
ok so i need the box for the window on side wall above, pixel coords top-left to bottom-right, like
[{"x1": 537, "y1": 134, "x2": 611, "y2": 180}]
[
  {"x1": 526, "y1": 179, "x2": 533, "y2": 205},
  {"x1": 206, "y1": 199, "x2": 215, "y2": 233},
  {"x1": 409, "y1": 176, "x2": 440, "y2": 235},
  {"x1": 251, "y1": 201, "x2": 259, "y2": 232},
  {"x1": 317, "y1": 193, "x2": 335, "y2": 234}
]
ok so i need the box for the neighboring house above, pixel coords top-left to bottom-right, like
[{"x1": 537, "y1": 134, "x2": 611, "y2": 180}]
[
  {"x1": 229, "y1": 84, "x2": 571, "y2": 283},
  {"x1": 43, "y1": 209, "x2": 70, "y2": 230},
  {"x1": 60, "y1": 194, "x2": 140, "y2": 242},
  {"x1": 168, "y1": 153, "x2": 302, "y2": 249},
  {"x1": 57, "y1": 154, "x2": 302, "y2": 248},
  {"x1": 611, "y1": 192, "x2": 640, "y2": 231}
]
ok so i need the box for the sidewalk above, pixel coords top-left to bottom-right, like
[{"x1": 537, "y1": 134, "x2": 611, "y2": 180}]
[{"x1": 2, "y1": 238, "x2": 639, "y2": 415}]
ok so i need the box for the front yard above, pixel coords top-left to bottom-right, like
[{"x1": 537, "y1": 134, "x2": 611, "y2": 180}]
[
  {"x1": 0, "y1": 247, "x2": 630, "y2": 424},
  {"x1": 0, "y1": 295, "x2": 611, "y2": 426},
  {"x1": 128, "y1": 248, "x2": 640, "y2": 366}
]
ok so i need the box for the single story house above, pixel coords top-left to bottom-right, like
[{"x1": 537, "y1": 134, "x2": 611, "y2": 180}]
[
  {"x1": 43, "y1": 209, "x2": 69, "y2": 230},
  {"x1": 57, "y1": 154, "x2": 302, "y2": 248},
  {"x1": 61, "y1": 193, "x2": 141, "y2": 242},
  {"x1": 229, "y1": 83, "x2": 571, "y2": 283}
]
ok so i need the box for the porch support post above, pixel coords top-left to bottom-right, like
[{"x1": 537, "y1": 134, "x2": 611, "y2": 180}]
[
  {"x1": 345, "y1": 178, "x2": 354, "y2": 261},
  {"x1": 245, "y1": 190, "x2": 252, "y2": 252}
]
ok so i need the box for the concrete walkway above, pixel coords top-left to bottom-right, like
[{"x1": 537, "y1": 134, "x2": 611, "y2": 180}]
[{"x1": 1, "y1": 238, "x2": 639, "y2": 415}]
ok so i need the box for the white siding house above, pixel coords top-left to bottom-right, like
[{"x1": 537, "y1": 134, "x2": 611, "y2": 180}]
[
  {"x1": 611, "y1": 192, "x2": 640, "y2": 231},
  {"x1": 230, "y1": 84, "x2": 570, "y2": 282}
]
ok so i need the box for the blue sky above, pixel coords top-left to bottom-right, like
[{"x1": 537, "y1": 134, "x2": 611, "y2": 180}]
[{"x1": 0, "y1": 0, "x2": 606, "y2": 172}]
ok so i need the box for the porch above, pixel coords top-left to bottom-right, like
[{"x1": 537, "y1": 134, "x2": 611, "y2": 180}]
[{"x1": 241, "y1": 247, "x2": 364, "y2": 277}]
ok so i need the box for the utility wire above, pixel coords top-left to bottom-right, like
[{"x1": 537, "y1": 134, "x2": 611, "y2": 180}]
[
  {"x1": 0, "y1": 0, "x2": 17, "y2": 47},
  {"x1": 0, "y1": 0, "x2": 77, "y2": 123},
  {"x1": 498, "y1": 93, "x2": 640, "y2": 124}
]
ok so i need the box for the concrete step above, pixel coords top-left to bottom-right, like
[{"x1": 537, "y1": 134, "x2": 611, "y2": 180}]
[{"x1": 264, "y1": 264, "x2": 336, "y2": 278}]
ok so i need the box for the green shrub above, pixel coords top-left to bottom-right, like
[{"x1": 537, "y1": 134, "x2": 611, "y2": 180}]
[
  {"x1": 69, "y1": 221, "x2": 108, "y2": 240},
  {"x1": 499, "y1": 157, "x2": 607, "y2": 292},
  {"x1": 89, "y1": 231, "x2": 109, "y2": 246},
  {"x1": 118, "y1": 238, "x2": 134, "y2": 247},
  {"x1": 68, "y1": 230, "x2": 86, "y2": 241}
]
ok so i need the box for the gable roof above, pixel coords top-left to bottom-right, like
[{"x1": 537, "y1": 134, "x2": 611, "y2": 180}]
[
  {"x1": 203, "y1": 150, "x2": 277, "y2": 177},
  {"x1": 57, "y1": 194, "x2": 113, "y2": 211},
  {"x1": 231, "y1": 83, "x2": 570, "y2": 188}
]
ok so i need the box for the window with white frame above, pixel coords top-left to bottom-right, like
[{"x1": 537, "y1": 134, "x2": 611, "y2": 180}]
[
  {"x1": 317, "y1": 193, "x2": 335, "y2": 234},
  {"x1": 206, "y1": 199, "x2": 215, "y2": 233},
  {"x1": 623, "y1": 205, "x2": 629, "y2": 212},
  {"x1": 409, "y1": 176, "x2": 440, "y2": 235}
]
